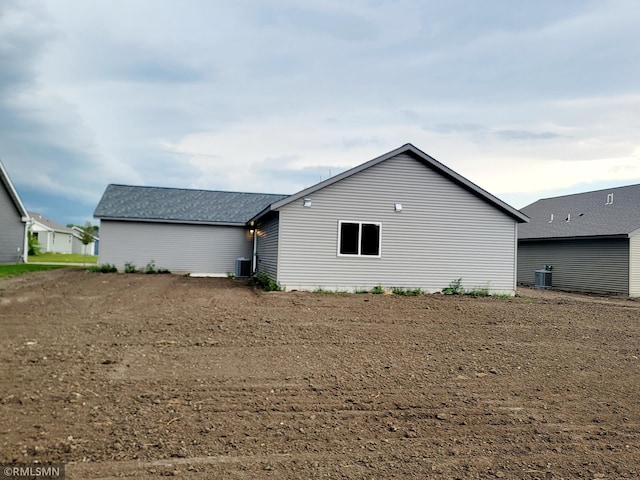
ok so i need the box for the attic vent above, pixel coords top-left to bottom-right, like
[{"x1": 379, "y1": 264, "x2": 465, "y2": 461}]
[{"x1": 605, "y1": 193, "x2": 614, "y2": 205}]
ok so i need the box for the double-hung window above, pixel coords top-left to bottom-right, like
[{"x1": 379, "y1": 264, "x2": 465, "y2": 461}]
[{"x1": 338, "y1": 221, "x2": 381, "y2": 257}]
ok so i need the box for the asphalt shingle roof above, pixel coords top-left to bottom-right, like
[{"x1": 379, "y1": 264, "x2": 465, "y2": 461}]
[
  {"x1": 94, "y1": 184, "x2": 289, "y2": 224},
  {"x1": 29, "y1": 212, "x2": 76, "y2": 235},
  {"x1": 519, "y1": 183, "x2": 640, "y2": 240}
]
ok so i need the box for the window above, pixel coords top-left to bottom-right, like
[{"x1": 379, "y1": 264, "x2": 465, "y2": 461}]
[{"x1": 338, "y1": 221, "x2": 381, "y2": 257}]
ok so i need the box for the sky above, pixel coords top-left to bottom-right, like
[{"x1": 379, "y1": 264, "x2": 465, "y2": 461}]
[{"x1": 1, "y1": 0, "x2": 639, "y2": 226}]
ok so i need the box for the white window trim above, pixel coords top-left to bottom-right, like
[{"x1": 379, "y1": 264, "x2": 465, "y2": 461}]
[{"x1": 337, "y1": 220, "x2": 382, "y2": 258}]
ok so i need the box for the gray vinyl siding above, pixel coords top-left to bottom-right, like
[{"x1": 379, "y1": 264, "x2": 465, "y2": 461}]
[
  {"x1": 99, "y1": 220, "x2": 252, "y2": 274},
  {"x1": 517, "y1": 238, "x2": 629, "y2": 295},
  {"x1": 256, "y1": 214, "x2": 279, "y2": 279},
  {"x1": 275, "y1": 153, "x2": 518, "y2": 293},
  {"x1": 0, "y1": 183, "x2": 26, "y2": 263},
  {"x1": 629, "y1": 232, "x2": 640, "y2": 297}
]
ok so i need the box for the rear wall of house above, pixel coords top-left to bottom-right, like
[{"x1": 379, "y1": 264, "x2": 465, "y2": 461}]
[
  {"x1": 99, "y1": 220, "x2": 252, "y2": 274},
  {"x1": 275, "y1": 153, "x2": 519, "y2": 293},
  {"x1": 0, "y1": 184, "x2": 25, "y2": 263},
  {"x1": 518, "y1": 238, "x2": 629, "y2": 295}
]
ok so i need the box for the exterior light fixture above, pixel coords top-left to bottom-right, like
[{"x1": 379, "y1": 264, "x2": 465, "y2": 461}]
[
  {"x1": 394, "y1": 203, "x2": 402, "y2": 212},
  {"x1": 303, "y1": 198, "x2": 312, "y2": 207}
]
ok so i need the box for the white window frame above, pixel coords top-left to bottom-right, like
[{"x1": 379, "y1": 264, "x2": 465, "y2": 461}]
[{"x1": 337, "y1": 220, "x2": 382, "y2": 258}]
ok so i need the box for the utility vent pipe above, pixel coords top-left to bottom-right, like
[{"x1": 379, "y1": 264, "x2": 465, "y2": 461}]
[{"x1": 606, "y1": 193, "x2": 614, "y2": 205}]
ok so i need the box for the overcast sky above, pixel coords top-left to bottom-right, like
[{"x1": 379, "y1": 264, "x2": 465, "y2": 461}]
[{"x1": 1, "y1": 0, "x2": 639, "y2": 226}]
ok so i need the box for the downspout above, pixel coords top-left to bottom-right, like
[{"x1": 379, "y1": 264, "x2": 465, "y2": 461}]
[
  {"x1": 21, "y1": 216, "x2": 29, "y2": 262},
  {"x1": 251, "y1": 226, "x2": 258, "y2": 275}
]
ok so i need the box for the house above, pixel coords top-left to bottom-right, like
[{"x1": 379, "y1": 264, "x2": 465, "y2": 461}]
[
  {"x1": 250, "y1": 144, "x2": 528, "y2": 293},
  {"x1": 0, "y1": 158, "x2": 29, "y2": 263},
  {"x1": 95, "y1": 144, "x2": 528, "y2": 293},
  {"x1": 518, "y1": 184, "x2": 640, "y2": 296},
  {"x1": 28, "y1": 212, "x2": 97, "y2": 255},
  {"x1": 71, "y1": 226, "x2": 99, "y2": 255}
]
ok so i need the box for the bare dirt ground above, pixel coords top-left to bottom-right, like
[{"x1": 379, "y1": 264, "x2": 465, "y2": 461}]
[{"x1": 1, "y1": 269, "x2": 638, "y2": 479}]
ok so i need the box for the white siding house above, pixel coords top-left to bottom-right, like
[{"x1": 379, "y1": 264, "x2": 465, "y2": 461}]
[
  {"x1": 28, "y1": 212, "x2": 78, "y2": 254},
  {"x1": 252, "y1": 144, "x2": 528, "y2": 294},
  {"x1": 0, "y1": 158, "x2": 28, "y2": 263}
]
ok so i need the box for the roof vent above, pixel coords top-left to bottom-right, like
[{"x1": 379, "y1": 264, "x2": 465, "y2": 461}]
[
  {"x1": 565, "y1": 213, "x2": 571, "y2": 222},
  {"x1": 605, "y1": 192, "x2": 614, "y2": 205},
  {"x1": 548, "y1": 214, "x2": 554, "y2": 223}
]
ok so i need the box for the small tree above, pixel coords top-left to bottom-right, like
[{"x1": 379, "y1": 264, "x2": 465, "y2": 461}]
[
  {"x1": 78, "y1": 221, "x2": 96, "y2": 265},
  {"x1": 28, "y1": 228, "x2": 41, "y2": 256}
]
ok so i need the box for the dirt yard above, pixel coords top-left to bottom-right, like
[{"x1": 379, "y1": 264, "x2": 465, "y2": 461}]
[{"x1": 0, "y1": 270, "x2": 638, "y2": 479}]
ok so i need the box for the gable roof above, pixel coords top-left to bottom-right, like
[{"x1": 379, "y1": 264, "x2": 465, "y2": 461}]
[
  {"x1": 29, "y1": 212, "x2": 77, "y2": 235},
  {"x1": 0, "y1": 157, "x2": 28, "y2": 219},
  {"x1": 252, "y1": 143, "x2": 529, "y2": 223},
  {"x1": 519, "y1": 183, "x2": 640, "y2": 240},
  {"x1": 94, "y1": 184, "x2": 288, "y2": 225}
]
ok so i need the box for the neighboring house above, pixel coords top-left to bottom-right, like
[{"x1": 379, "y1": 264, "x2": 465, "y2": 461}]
[
  {"x1": 28, "y1": 212, "x2": 94, "y2": 255},
  {"x1": 0, "y1": 158, "x2": 29, "y2": 263},
  {"x1": 71, "y1": 226, "x2": 99, "y2": 256},
  {"x1": 95, "y1": 144, "x2": 528, "y2": 294},
  {"x1": 518, "y1": 184, "x2": 640, "y2": 296}
]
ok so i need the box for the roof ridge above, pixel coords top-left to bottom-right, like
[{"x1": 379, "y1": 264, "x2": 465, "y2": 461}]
[{"x1": 536, "y1": 182, "x2": 640, "y2": 202}]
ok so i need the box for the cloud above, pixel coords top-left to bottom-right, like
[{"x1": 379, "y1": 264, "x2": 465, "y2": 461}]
[
  {"x1": 2, "y1": 0, "x2": 640, "y2": 224},
  {"x1": 495, "y1": 130, "x2": 562, "y2": 141}
]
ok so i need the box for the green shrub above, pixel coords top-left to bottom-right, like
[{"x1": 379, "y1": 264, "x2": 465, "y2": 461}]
[
  {"x1": 255, "y1": 271, "x2": 282, "y2": 292},
  {"x1": 27, "y1": 230, "x2": 41, "y2": 256},
  {"x1": 144, "y1": 260, "x2": 157, "y2": 274},
  {"x1": 443, "y1": 278, "x2": 464, "y2": 295},
  {"x1": 371, "y1": 285, "x2": 384, "y2": 294},
  {"x1": 88, "y1": 263, "x2": 117, "y2": 273},
  {"x1": 124, "y1": 262, "x2": 139, "y2": 273}
]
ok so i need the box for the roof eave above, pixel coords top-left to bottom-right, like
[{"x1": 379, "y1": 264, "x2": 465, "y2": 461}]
[
  {"x1": 519, "y1": 233, "x2": 630, "y2": 242},
  {"x1": 0, "y1": 158, "x2": 29, "y2": 219},
  {"x1": 96, "y1": 216, "x2": 248, "y2": 228}
]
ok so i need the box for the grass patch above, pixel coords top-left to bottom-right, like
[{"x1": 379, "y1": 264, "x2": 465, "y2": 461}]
[
  {"x1": 391, "y1": 287, "x2": 423, "y2": 296},
  {"x1": 28, "y1": 253, "x2": 98, "y2": 264},
  {"x1": 0, "y1": 264, "x2": 69, "y2": 277},
  {"x1": 313, "y1": 288, "x2": 349, "y2": 294}
]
